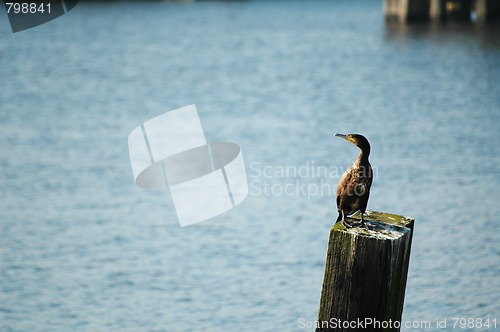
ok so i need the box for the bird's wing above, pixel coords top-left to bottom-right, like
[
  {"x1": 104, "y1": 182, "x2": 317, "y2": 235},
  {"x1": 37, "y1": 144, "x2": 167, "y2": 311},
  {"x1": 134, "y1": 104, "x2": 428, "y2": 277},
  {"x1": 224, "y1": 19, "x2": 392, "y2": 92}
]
[
  {"x1": 336, "y1": 168, "x2": 352, "y2": 209},
  {"x1": 357, "y1": 173, "x2": 373, "y2": 213}
]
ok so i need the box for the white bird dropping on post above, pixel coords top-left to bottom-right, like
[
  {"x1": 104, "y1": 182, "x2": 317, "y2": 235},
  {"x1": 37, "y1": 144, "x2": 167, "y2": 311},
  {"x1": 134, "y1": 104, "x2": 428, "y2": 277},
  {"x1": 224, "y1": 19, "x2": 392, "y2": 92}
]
[{"x1": 128, "y1": 104, "x2": 248, "y2": 226}]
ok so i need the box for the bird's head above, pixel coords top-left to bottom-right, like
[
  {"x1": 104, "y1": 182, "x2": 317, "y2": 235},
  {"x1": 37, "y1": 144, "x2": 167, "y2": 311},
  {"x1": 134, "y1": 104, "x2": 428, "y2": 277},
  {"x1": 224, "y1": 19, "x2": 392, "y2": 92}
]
[{"x1": 334, "y1": 133, "x2": 371, "y2": 153}]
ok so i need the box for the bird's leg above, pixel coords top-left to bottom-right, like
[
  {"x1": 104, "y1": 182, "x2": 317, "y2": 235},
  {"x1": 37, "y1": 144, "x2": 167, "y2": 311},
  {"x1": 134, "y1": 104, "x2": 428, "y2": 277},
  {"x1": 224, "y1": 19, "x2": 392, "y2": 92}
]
[
  {"x1": 358, "y1": 211, "x2": 370, "y2": 229},
  {"x1": 350, "y1": 211, "x2": 365, "y2": 228},
  {"x1": 340, "y1": 210, "x2": 353, "y2": 228}
]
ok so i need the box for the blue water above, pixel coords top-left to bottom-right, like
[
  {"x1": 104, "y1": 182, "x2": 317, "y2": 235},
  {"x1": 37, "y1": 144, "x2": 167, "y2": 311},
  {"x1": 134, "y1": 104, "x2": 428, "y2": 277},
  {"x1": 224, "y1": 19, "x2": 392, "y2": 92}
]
[{"x1": 1, "y1": 1, "x2": 499, "y2": 331}]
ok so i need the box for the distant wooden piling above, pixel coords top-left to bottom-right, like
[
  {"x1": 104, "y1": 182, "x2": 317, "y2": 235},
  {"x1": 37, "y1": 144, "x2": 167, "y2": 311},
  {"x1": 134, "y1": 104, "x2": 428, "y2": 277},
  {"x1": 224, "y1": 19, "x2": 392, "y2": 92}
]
[
  {"x1": 385, "y1": 0, "x2": 500, "y2": 23},
  {"x1": 317, "y1": 211, "x2": 414, "y2": 332},
  {"x1": 384, "y1": 0, "x2": 430, "y2": 23},
  {"x1": 475, "y1": 0, "x2": 500, "y2": 22}
]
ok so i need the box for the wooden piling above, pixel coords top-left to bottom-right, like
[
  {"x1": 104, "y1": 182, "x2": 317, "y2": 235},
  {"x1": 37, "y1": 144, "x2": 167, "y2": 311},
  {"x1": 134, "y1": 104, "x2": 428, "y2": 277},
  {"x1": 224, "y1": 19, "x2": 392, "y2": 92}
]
[
  {"x1": 384, "y1": 0, "x2": 430, "y2": 22},
  {"x1": 384, "y1": 0, "x2": 406, "y2": 23},
  {"x1": 476, "y1": 0, "x2": 488, "y2": 22},
  {"x1": 430, "y1": 0, "x2": 446, "y2": 22},
  {"x1": 317, "y1": 211, "x2": 414, "y2": 332},
  {"x1": 385, "y1": 0, "x2": 500, "y2": 23}
]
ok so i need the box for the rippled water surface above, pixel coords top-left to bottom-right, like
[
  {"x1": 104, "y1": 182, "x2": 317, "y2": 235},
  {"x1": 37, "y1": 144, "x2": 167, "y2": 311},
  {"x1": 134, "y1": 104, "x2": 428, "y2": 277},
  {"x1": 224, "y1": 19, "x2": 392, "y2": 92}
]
[{"x1": 1, "y1": 1, "x2": 499, "y2": 331}]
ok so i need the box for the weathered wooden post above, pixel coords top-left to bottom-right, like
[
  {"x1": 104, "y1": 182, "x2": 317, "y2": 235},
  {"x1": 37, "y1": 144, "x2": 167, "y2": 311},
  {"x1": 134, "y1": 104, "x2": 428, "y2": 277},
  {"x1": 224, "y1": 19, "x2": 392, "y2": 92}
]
[{"x1": 317, "y1": 211, "x2": 414, "y2": 332}]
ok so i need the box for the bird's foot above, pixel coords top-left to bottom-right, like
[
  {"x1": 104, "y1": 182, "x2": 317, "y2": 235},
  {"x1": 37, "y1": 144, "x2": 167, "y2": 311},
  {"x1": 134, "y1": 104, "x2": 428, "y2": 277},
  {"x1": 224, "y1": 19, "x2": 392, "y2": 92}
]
[
  {"x1": 358, "y1": 221, "x2": 369, "y2": 229},
  {"x1": 341, "y1": 220, "x2": 353, "y2": 228},
  {"x1": 342, "y1": 219, "x2": 365, "y2": 229},
  {"x1": 352, "y1": 220, "x2": 365, "y2": 228}
]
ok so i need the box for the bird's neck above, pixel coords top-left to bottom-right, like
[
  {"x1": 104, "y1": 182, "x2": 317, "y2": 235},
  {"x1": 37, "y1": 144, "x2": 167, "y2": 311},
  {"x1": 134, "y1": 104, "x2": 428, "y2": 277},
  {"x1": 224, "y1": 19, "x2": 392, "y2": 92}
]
[{"x1": 355, "y1": 148, "x2": 370, "y2": 165}]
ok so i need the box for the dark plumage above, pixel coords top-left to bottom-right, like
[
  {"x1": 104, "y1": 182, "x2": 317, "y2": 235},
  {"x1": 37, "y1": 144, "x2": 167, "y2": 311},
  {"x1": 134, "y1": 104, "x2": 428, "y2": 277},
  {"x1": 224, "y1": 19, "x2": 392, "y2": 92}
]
[{"x1": 334, "y1": 134, "x2": 373, "y2": 227}]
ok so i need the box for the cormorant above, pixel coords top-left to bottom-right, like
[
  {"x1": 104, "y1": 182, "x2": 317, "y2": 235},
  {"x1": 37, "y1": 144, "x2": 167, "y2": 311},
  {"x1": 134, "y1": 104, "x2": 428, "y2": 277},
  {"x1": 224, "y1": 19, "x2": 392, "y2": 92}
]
[{"x1": 334, "y1": 133, "x2": 373, "y2": 228}]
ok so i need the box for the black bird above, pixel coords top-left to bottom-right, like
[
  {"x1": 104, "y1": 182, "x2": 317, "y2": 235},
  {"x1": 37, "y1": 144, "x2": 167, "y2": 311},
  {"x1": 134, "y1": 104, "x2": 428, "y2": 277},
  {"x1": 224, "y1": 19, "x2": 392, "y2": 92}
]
[{"x1": 334, "y1": 134, "x2": 373, "y2": 228}]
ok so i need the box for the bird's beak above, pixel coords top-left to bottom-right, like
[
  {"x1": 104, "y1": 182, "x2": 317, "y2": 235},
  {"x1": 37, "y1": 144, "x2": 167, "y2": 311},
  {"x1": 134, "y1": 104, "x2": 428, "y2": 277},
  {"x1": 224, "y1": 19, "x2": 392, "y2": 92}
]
[{"x1": 335, "y1": 133, "x2": 355, "y2": 144}]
